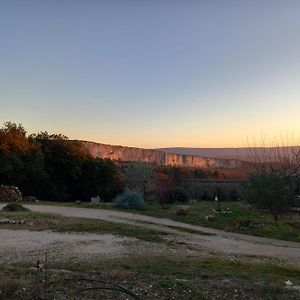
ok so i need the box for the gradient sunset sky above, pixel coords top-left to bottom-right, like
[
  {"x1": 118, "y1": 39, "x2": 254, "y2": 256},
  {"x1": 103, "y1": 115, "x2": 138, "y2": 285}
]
[{"x1": 1, "y1": 1, "x2": 299, "y2": 148}]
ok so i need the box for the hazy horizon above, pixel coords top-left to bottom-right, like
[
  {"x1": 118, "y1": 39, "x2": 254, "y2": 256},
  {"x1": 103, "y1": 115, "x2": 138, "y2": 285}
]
[{"x1": 1, "y1": 1, "x2": 300, "y2": 148}]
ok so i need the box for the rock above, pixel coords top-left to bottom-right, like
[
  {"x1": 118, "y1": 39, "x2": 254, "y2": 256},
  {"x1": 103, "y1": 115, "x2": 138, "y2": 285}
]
[
  {"x1": 176, "y1": 205, "x2": 190, "y2": 216},
  {"x1": 0, "y1": 218, "x2": 25, "y2": 225},
  {"x1": 285, "y1": 280, "x2": 293, "y2": 287},
  {"x1": 90, "y1": 196, "x2": 101, "y2": 205},
  {"x1": 203, "y1": 215, "x2": 215, "y2": 221},
  {"x1": 0, "y1": 218, "x2": 11, "y2": 224},
  {"x1": 291, "y1": 207, "x2": 300, "y2": 213},
  {"x1": 23, "y1": 196, "x2": 37, "y2": 202},
  {"x1": 235, "y1": 219, "x2": 265, "y2": 230}
]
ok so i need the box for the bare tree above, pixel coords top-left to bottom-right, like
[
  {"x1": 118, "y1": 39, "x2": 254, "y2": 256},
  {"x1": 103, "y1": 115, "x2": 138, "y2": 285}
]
[
  {"x1": 244, "y1": 134, "x2": 300, "y2": 176},
  {"x1": 241, "y1": 135, "x2": 300, "y2": 222}
]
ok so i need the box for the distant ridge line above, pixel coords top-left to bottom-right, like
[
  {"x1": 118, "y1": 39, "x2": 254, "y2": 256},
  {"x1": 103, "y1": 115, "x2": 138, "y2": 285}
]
[
  {"x1": 80, "y1": 141, "x2": 242, "y2": 169},
  {"x1": 158, "y1": 146, "x2": 300, "y2": 160}
]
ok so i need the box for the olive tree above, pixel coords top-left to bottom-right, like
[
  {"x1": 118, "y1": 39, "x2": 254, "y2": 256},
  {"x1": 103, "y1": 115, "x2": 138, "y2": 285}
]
[
  {"x1": 242, "y1": 171, "x2": 296, "y2": 222},
  {"x1": 124, "y1": 162, "x2": 154, "y2": 197}
]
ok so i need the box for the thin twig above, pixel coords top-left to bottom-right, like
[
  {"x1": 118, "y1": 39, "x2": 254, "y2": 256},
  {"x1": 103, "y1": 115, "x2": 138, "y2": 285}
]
[{"x1": 63, "y1": 277, "x2": 141, "y2": 300}]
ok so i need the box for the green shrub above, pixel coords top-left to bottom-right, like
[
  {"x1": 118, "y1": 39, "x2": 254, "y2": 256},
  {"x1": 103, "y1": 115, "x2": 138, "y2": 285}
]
[
  {"x1": 200, "y1": 190, "x2": 210, "y2": 200},
  {"x1": 167, "y1": 186, "x2": 190, "y2": 204},
  {"x1": 294, "y1": 196, "x2": 300, "y2": 207},
  {"x1": 114, "y1": 188, "x2": 145, "y2": 209},
  {"x1": 215, "y1": 186, "x2": 227, "y2": 201},
  {"x1": 2, "y1": 203, "x2": 29, "y2": 212}
]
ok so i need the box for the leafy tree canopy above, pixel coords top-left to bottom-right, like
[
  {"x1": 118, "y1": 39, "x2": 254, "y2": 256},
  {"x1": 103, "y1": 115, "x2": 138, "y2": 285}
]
[{"x1": 0, "y1": 122, "x2": 123, "y2": 202}]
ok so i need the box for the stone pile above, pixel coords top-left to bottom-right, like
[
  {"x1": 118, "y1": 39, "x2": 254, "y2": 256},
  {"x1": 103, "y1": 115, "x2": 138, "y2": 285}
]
[{"x1": 0, "y1": 185, "x2": 23, "y2": 202}]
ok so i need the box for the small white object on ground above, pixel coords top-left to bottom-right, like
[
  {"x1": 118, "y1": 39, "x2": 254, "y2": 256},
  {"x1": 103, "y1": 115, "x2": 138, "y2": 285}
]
[{"x1": 285, "y1": 280, "x2": 293, "y2": 287}]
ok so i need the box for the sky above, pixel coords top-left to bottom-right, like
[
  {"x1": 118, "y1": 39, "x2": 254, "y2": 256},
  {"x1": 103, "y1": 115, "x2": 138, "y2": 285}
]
[{"x1": 0, "y1": 1, "x2": 300, "y2": 148}]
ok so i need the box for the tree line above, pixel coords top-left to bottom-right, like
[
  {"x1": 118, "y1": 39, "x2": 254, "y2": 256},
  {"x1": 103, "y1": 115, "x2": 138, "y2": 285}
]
[{"x1": 0, "y1": 122, "x2": 122, "y2": 201}]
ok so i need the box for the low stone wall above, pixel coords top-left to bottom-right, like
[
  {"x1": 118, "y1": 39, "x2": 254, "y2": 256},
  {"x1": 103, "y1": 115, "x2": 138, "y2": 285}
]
[
  {"x1": 181, "y1": 179, "x2": 241, "y2": 201},
  {"x1": 153, "y1": 178, "x2": 241, "y2": 201}
]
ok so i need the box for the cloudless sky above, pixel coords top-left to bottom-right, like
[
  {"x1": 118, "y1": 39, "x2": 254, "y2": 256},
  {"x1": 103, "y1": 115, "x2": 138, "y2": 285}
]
[{"x1": 0, "y1": 1, "x2": 299, "y2": 148}]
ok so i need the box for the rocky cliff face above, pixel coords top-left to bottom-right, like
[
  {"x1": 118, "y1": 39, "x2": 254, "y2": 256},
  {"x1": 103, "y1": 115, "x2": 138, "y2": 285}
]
[{"x1": 81, "y1": 141, "x2": 241, "y2": 169}]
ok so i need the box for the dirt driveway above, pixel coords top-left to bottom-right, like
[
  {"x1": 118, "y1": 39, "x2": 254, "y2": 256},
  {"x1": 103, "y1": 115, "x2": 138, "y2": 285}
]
[{"x1": 0, "y1": 204, "x2": 300, "y2": 266}]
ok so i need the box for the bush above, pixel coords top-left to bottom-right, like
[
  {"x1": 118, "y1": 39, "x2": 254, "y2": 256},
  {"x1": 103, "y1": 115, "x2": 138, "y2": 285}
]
[
  {"x1": 200, "y1": 190, "x2": 210, "y2": 201},
  {"x1": 228, "y1": 188, "x2": 240, "y2": 201},
  {"x1": 214, "y1": 186, "x2": 227, "y2": 201},
  {"x1": 294, "y1": 196, "x2": 300, "y2": 207},
  {"x1": 167, "y1": 186, "x2": 190, "y2": 204},
  {"x1": 2, "y1": 203, "x2": 29, "y2": 212},
  {"x1": 114, "y1": 188, "x2": 145, "y2": 209}
]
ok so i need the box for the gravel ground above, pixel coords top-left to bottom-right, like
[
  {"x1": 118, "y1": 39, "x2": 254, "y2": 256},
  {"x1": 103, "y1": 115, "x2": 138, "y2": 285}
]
[
  {"x1": 0, "y1": 229, "x2": 132, "y2": 263},
  {"x1": 0, "y1": 204, "x2": 300, "y2": 266}
]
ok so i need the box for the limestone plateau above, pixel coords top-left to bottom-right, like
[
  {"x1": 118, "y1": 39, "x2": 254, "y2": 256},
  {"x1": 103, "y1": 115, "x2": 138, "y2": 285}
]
[{"x1": 81, "y1": 141, "x2": 242, "y2": 169}]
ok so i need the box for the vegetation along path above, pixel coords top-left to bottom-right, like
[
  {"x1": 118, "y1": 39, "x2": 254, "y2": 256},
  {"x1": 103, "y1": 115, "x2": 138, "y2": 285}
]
[{"x1": 1, "y1": 204, "x2": 299, "y2": 267}]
